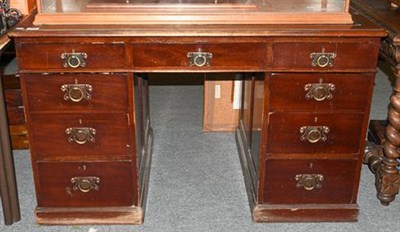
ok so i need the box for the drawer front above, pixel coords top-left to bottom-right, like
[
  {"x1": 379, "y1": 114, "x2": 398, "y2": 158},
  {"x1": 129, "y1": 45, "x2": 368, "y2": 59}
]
[
  {"x1": 5, "y1": 89, "x2": 23, "y2": 107},
  {"x1": 263, "y1": 159, "x2": 357, "y2": 204},
  {"x1": 6, "y1": 107, "x2": 25, "y2": 125},
  {"x1": 36, "y1": 162, "x2": 135, "y2": 207},
  {"x1": 132, "y1": 43, "x2": 268, "y2": 70},
  {"x1": 5, "y1": 89, "x2": 24, "y2": 125},
  {"x1": 269, "y1": 73, "x2": 375, "y2": 112},
  {"x1": 17, "y1": 42, "x2": 126, "y2": 70},
  {"x1": 273, "y1": 40, "x2": 379, "y2": 70},
  {"x1": 267, "y1": 112, "x2": 364, "y2": 154},
  {"x1": 22, "y1": 74, "x2": 129, "y2": 112},
  {"x1": 30, "y1": 113, "x2": 132, "y2": 160}
]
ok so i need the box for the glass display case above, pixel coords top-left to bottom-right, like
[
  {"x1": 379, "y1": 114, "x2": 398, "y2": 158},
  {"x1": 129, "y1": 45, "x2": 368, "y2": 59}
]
[{"x1": 34, "y1": 0, "x2": 352, "y2": 25}]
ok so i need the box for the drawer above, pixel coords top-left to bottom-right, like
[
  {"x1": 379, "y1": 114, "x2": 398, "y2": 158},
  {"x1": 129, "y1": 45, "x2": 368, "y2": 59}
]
[
  {"x1": 5, "y1": 89, "x2": 24, "y2": 125},
  {"x1": 5, "y1": 89, "x2": 23, "y2": 107},
  {"x1": 36, "y1": 161, "x2": 135, "y2": 207},
  {"x1": 269, "y1": 73, "x2": 375, "y2": 112},
  {"x1": 132, "y1": 43, "x2": 268, "y2": 70},
  {"x1": 267, "y1": 112, "x2": 365, "y2": 154},
  {"x1": 22, "y1": 73, "x2": 129, "y2": 112},
  {"x1": 30, "y1": 113, "x2": 132, "y2": 161},
  {"x1": 263, "y1": 159, "x2": 357, "y2": 204},
  {"x1": 273, "y1": 40, "x2": 380, "y2": 70},
  {"x1": 6, "y1": 107, "x2": 25, "y2": 125},
  {"x1": 16, "y1": 42, "x2": 127, "y2": 70}
]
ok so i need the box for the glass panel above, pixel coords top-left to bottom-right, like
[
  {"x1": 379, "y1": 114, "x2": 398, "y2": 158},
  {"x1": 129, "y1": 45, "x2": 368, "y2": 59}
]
[
  {"x1": 40, "y1": 0, "x2": 346, "y2": 13},
  {"x1": 241, "y1": 74, "x2": 253, "y2": 147},
  {"x1": 250, "y1": 74, "x2": 264, "y2": 175},
  {"x1": 134, "y1": 74, "x2": 144, "y2": 168}
]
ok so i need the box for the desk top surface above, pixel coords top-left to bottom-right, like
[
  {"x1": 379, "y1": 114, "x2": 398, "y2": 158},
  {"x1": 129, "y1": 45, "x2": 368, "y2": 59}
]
[{"x1": 9, "y1": 9, "x2": 386, "y2": 38}]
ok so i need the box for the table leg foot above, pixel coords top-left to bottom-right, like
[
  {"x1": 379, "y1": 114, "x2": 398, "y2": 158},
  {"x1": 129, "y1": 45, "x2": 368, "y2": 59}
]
[{"x1": 374, "y1": 68, "x2": 400, "y2": 205}]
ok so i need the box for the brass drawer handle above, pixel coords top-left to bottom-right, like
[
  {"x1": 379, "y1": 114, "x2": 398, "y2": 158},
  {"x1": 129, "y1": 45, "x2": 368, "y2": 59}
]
[
  {"x1": 60, "y1": 52, "x2": 87, "y2": 68},
  {"x1": 300, "y1": 126, "x2": 329, "y2": 143},
  {"x1": 295, "y1": 174, "x2": 324, "y2": 191},
  {"x1": 310, "y1": 52, "x2": 336, "y2": 68},
  {"x1": 65, "y1": 127, "x2": 96, "y2": 145},
  {"x1": 71, "y1": 176, "x2": 100, "y2": 193},
  {"x1": 304, "y1": 83, "x2": 335, "y2": 101},
  {"x1": 187, "y1": 51, "x2": 213, "y2": 67},
  {"x1": 61, "y1": 83, "x2": 92, "y2": 102}
]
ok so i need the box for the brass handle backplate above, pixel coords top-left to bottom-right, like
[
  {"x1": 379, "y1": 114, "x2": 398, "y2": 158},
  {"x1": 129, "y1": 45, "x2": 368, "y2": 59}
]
[
  {"x1": 65, "y1": 127, "x2": 96, "y2": 145},
  {"x1": 300, "y1": 126, "x2": 329, "y2": 143},
  {"x1": 187, "y1": 51, "x2": 213, "y2": 67},
  {"x1": 61, "y1": 83, "x2": 92, "y2": 102},
  {"x1": 310, "y1": 52, "x2": 336, "y2": 68},
  {"x1": 60, "y1": 52, "x2": 88, "y2": 68},
  {"x1": 295, "y1": 174, "x2": 324, "y2": 191},
  {"x1": 71, "y1": 176, "x2": 100, "y2": 193},
  {"x1": 304, "y1": 83, "x2": 335, "y2": 101}
]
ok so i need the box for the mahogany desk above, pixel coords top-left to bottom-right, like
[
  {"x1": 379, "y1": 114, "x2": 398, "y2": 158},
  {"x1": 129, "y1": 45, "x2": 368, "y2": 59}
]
[
  {"x1": 352, "y1": 0, "x2": 400, "y2": 206},
  {"x1": 9, "y1": 12, "x2": 385, "y2": 224}
]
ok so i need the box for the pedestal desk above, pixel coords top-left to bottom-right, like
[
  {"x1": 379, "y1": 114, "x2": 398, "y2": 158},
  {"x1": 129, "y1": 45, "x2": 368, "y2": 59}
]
[
  {"x1": 352, "y1": 0, "x2": 400, "y2": 206},
  {"x1": 9, "y1": 11, "x2": 385, "y2": 224}
]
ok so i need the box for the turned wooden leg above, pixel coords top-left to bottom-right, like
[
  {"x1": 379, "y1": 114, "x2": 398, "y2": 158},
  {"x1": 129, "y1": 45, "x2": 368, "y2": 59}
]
[{"x1": 376, "y1": 68, "x2": 400, "y2": 205}]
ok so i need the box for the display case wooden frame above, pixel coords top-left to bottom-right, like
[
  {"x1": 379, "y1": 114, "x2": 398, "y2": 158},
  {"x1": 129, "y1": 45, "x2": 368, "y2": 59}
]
[{"x1": 33, "y1": 0, "x2": 353, "y2": 25}]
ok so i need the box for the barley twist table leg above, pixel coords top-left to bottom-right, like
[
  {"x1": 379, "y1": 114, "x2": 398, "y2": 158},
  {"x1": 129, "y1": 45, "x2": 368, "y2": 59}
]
[{"x1": 377, "y1": 68, "x2": 400, "y2": 205}]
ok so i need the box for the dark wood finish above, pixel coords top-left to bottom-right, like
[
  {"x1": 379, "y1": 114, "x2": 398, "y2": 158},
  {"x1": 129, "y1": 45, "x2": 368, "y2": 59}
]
[
  {"x1": 2, "y1": 74, "x2": 21, "y2": 90},
  {"x1": 367, "y1": 120, "x2": 387, "y2": 145},
  {"x1": 266, "y1": 112, "x2": 365, "y2": 154},
  {"x1": 263, "y1": 159, "x2": 357, "y2": 204},
  {"x1": 2, "y1": 73, "x2": 28, "y2": 149},
  {"x1": 36, "y1": 162, "x2": 135, "y2": 207},
  {"x1": 29, "y1": 113, "x2": 132, "y2": 161},
  {"x1": 131, "y1": 42, "x2": 269, "y2": 71},
  {"x1": 269, "y1": 73, "x2": 375, "y2": 112},
  {"x1": 0, "y1": 38, "x2": 21, "y2": 225},
  {"x1": 273, "y1": 39, "x2": 380, "y2": 70},
  {"x1": 23, "y1": 73, "x2": 129, "y2": 112},
  {"x1": 352, "y1": 0, "x2": 400, "y2": 206},
  {"x1": 9, "y1": 11, "x2": 385, "y2": 224},
  {"x1": 233, "y1": 12, "x2": 382, "y2": 222},
  {"x1": 12, "y1": 30, "x2": 151, "y2": 223},
  {"x1": 5, "y1": 92, "x2": 24, "y2": 125},
  {"x1": 16, "y1": 40, "x2": 127, "y2": 71}
]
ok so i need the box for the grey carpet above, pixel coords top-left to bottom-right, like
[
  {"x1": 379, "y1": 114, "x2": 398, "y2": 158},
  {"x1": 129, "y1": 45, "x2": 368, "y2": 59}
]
[{"x1": 1, "y1": 62, "x2": 400, "y2": 231}]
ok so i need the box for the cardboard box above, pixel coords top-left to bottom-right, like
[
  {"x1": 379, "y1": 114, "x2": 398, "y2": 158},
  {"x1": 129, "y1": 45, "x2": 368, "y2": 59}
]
[{"x1": 203, "y1": 73, "x2": 240, "y2": 131}]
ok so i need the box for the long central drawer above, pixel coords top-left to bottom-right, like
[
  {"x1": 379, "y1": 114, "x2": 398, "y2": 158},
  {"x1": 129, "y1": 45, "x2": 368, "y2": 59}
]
[{"x1": 131, "y1": 42, "x2": 269, "y2": 71}]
